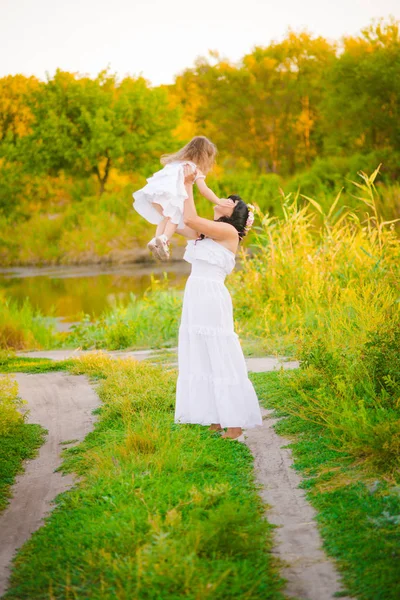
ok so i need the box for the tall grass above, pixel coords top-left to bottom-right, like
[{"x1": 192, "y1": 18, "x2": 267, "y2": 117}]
[
  {"x1": 0, "y1": 184, "x2": 151, "y2": 266},
  {"x1": 68, "y1": 278, "x2": 182, "y2": 350},
  {"x1": 230, "y1": 167, "x2": 400, "y2": 473},
  {"x1": 231, "y1": 167, "x2": 399, "y2": 349},
  {"x1": 0, "y1": 292, "x2": 58, "y2": 350}
]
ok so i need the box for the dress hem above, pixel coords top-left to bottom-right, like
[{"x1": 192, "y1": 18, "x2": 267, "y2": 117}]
[{"x1": 174, "y1": 417, "x2": 263, "y2": 429}]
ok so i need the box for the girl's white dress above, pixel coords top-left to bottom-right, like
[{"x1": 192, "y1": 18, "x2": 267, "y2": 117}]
[
  {"x1": 132, "y1": 161, "x2": 200, "y2": 228},
  {"x1": 175, "y1": 238, "x2": 263, "y2": 429}
]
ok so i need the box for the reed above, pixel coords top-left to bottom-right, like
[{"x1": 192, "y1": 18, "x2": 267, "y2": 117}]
[
  {"x1": 230, "y1": 167, "x2": 400, "y2": 473},
  {"x1": 0, "y1": 292, "x2": 58, "y2": 350}
]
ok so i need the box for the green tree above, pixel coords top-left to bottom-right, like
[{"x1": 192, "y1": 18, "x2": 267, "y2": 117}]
[
  {"x1": 18, "y1": 70, "x2": 179, "y2": 193},
  {"x1": 321, "y1": 17, "x2": 400, "y2": 155},
  {"x1": 172, "y1": 32, "x2": 335, "y2": 175}
]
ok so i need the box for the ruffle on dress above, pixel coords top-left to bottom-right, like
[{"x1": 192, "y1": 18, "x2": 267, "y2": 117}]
[
  {"x1": 184, "y1": 238, "x2": 235, "y2": 274},
  {"x1": 132, "y1": 161, "x2": 196, "y2": 226},
  {"x1": 175, "y1": 238, "x2": 263, "y2": 429}
]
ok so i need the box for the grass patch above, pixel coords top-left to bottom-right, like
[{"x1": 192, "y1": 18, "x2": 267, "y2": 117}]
[
  {"x1": 67, "y1": 287, "x2": 182, "y2": 351},
  {"x1": 0, "y1": 423, "x2": 46, "y2": 513},
  {"x1": 0, "y1": 293, "x2": 59, "y2": 351},
  {"x1": 0, "y1": 374, "x2": 46, "y2": 512},
  {"x1": 251, "y1": 370, "x2": 400, "y2": 600},
  {"x1": 0, "y1": 356, "x2": 74, "y2": 374},
  {"x1": 4, "y1": 356, "x2": 284, "y2": 599}
]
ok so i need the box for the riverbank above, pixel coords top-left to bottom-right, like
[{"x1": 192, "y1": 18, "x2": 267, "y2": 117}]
[
  {"x1": 0, "y1": 261, "x2": 191, "y2": 322},
  {"x1": 0, "y1": 243, "x2": 186, "y2": 268}
]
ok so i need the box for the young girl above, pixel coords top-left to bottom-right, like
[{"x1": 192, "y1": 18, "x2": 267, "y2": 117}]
[{"x1": 132, "y1": 136, "x2": 233, "y2": 260}]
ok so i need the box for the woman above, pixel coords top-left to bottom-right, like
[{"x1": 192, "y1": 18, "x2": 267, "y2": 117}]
[{"x1": 175, "y1": 166, "x2": 263, "y2": 440}]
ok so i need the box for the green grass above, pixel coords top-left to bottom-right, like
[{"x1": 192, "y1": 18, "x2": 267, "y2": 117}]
[
  {"x1": 0, "y1": 372, "x2": 46, "y2": 513},
  {"x1": 0, "y1": 294, "x2": 59, "y2": 351},
  {"x1": 252, "y1": 370, "x2": 400, "y2": 600},
  {"x1": 4, "y1": 356, "x2": 285, "y2": 600},
  {"x1": 0, "y1": 356, "x2": 74, "y2": 374},
  {"x1": 67, "y1": 288, "x2": 183, "y2": 351},
  {"x1": 2, "y1": 354, "x2": 399, "y2": 597},
  {"x1": 0, "y1": 422, "x2": 46, "y2": 513}
]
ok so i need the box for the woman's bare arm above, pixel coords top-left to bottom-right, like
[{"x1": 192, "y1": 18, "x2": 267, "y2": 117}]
[
  {"x1": 176, "y1": 225, "x2": 199, "y2": 240},
  {"x1": 183, "y1": 168, "x2": 238, "y2": 242}
]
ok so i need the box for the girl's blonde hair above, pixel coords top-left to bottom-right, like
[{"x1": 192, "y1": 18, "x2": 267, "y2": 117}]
[{"x1": 161, "y1": 136, "x2": 217, "y2": 173}]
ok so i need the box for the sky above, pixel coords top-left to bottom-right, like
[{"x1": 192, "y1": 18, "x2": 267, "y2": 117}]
[{"x1": 1, "y1": 0, "x2": 399, "y2": 86}]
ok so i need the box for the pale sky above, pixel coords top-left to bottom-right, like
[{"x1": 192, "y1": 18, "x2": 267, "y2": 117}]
[{"x1": 1, "y1": 0, "x2": 399, "y2": 86}]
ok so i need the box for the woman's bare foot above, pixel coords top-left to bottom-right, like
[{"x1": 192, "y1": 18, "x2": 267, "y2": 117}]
[
  {"x1": 221, "y1": 427, "x2": 243, "y2": 440},
  {"x1": 209, "y1": 423, "x2": 223, "y2": 432}
]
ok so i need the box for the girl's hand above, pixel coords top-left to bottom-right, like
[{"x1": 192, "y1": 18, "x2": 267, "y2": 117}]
[{"x1": 217, "y1": 198, "x2": 236, "y2": 208}]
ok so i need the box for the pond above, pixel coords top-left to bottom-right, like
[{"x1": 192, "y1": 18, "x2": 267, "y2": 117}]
[{"x1": 0, "y1": 262, "x2": 190, "y2": 322}]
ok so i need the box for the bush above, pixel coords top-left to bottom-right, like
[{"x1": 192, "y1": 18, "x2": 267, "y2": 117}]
[{"x1": 285, "y1": 151, "x2": 400, "y2": 215}]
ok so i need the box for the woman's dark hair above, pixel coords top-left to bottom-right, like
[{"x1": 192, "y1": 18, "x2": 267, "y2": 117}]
[
  {"x1": 216, "y1": 194, "x2": 249, "y2": 240},
  {"x1": 198, "y1": 194, "x2": 249, "y2": 242}
]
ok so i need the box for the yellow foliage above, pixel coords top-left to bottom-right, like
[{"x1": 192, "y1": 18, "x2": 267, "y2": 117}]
[
  {"x1": 0, "y1": 74, "x2": 39, "y2": 140},
  {"x1": 0, "y1": 376, "x2": 24, "y2": 435}
]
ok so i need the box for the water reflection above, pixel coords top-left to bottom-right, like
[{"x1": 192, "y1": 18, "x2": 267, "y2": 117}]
[{"x1": 0, "y1": 263, "x2": 190, "y2": 320}]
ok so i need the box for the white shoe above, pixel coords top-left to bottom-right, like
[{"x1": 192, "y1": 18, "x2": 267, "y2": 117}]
[
  {"x1": 154, "y1": 234, "x2": 170, "y2": 261},
  {"x1": 147, "y1": 237, "x2": 161, "y2": 260}
]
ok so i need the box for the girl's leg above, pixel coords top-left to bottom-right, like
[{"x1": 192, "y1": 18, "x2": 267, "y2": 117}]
[
  {"x1": 155, "y1": 218, "x2": 167, "y2": 237},
  {"x1": 154, "y1": 221, "x2": 173, "y2": 260},
  {"x1": 151, "y1": 203, "x2": 177, "y2": 260},
  {"x1": 163, "y1": 219, "x2": 178, "y2": 241},
  {"x1": 153, "y1": 204, "x2": 167, "y2": 237}
]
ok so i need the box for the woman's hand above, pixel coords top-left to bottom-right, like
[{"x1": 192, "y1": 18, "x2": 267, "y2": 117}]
[
  {"x1": 217, "y1": 198, "x2": 236, "y2": 208},
  {"x1": 183, "y1": 164, "x2": 197, "y2": 185}
]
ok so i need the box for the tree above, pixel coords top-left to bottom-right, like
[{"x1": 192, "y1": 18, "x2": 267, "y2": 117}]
[
  {"x1": 321, "y1": 17, "x2": 400, "y2": 155},
  {"x1": 17, "y1": 70, "x2": 179, "y2": 193},
  {"x1": 171, "y1": 33, "x2": 336, "y2": 175},
  {"x1": 0, "y1": 75, "x2": 41, "y2": 215},
  {"x1": 0, "y1": 75, "x2": 39, "y2": 149}
]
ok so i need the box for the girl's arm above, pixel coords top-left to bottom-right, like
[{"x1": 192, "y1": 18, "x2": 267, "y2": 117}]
[
  {"x1": 183, "y1": 168, "x2": 238, "y2": 242},
  {"x1": 195, "y1": 177, "x2": 221, "y2": 204},
  {"x1": 195, "y1": 173, "x2": 236, "y2": 208}
]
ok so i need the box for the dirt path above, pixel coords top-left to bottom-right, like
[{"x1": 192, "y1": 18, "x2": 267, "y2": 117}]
[
  {"x1": 245, "y1": 409, "x2": 349, "y2": 600},
  {"x1": 0, "y1": 373, "x2": 99, "y2": 596},
  {"x1": 17, "y1": 349, "x2": 300, "y2": 373}
]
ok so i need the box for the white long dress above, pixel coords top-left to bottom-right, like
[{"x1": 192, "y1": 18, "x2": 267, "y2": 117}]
[
  {"x1": 175, "y1": 238, "x2": 263, "y2": 429},
  {"x1": 132, "y1": 161, "x2": 201, "y2": 228}
]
